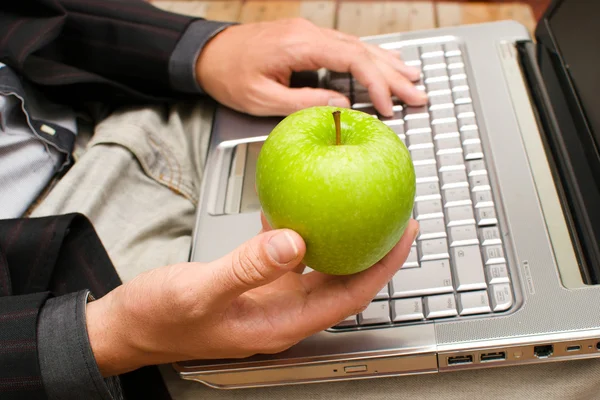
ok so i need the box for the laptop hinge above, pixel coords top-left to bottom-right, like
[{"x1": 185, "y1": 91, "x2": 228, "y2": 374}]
[{"x1": 515, "y1": 40, "x2": 600, "y2": 284}]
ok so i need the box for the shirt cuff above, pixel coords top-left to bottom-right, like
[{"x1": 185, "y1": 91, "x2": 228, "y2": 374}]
[
  {"x1": 37, "y1": 290, "x2": 124, "y2": 400},
  {"x1": 168, "y1": 19, "x2": 237, "y2": 94}
]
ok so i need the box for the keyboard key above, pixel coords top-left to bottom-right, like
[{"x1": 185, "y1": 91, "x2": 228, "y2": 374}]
[
  {"x1": 400, "y1": 46, "x2": 420, "y2": 63},
  {"x1": 429, "y1": 94, "x2": 454, "y2": 107},
  {"x1": 433, "y1": 120, "x2": 459, "y2": 136},
  {"x1": 388, "y1": 123, "x2": 405, "y2": 137},
  {"x1": 451, "y1": 76, "x2": 468, "y2": 88},
  {"x1": 420, "y1": 43, "x2": 444, "y2": 57},
  {"x1": 444, "y1": 42, "x2": 461, "y2": 57},
  {"x1": 446, "y1": 205, "x2": 476, "y2": 226},
  {"x1": 336, "y1": 315, "x2": 357, "y2": 328},
  {"x1": 425, "y1": 75, "x2": 450, "y2": 85},
  {"x1": 466, "y1": 160, "x2": 487, "y2": 176},
  {"x1": 414, "y1": 164, "x2": 438, "y2": 183},
  {"x1": 473, "y1": 190, "x2": 494, "y2": 208},
  {"x1": 446, "y1": 56, "x2": 464, "y2": 68},
  {"x1": 427, "y1": 80, "x2": 451, "y2": 93},
  {"x1": 438, "y1": 152, "x2": 465, "y2": 171},
  {"x1": 456, "y1": 104, "x2": 475, "y2": 118},
  {"x1": 392, "y1": 298, "x2": 425, "y2": 322},
  {"x1": 408, "y1": 132, "x2": 434, "y2": 148},
  {"x1": 489, "y1": 283, "x2": 513, "y2": 311},
  {"x1": 416, "y1": 181, "x2": 441, "y2": 201},
  {"x1": 479, "y1": 226, "x2": 502, "y2": 246},
  {"x1": 449, "y1": 65, "x2": 466, "y2": 77},
  {"x1": 391, "y1": 259, "x2": 453, "y2": 298},
  {"x1": 451, "y1": 245, "x2": 487, "y2": 291},
  {"x1": 464, "y1": 143, "x2": 484, "y2": 160},
  {"x1": 485, "y1": 263, "x2": 510, "y2": 284},
  {"x1": 476, "y1": 207, "x2": 498, "y2": 227},
  {"x1": 458, "y1": 291, "x2": 491, "y2": 315},
  {"x1": 461, "y1": 130, "x2": 481, "y2": 144},
  {"x1": 375, "y1": 284, "x2": 390, "y2": 300},
  {"x1": 406, "y1": 118, "x2": 432, "y2": 135},
  {"x1": 435, "y1": 137, "x2": 463, "y2": 152},
  {"x1": 424, "y1": 68, "x2": 448, "y2": 80},
  {"x1": 418, "y1": 218, "x2": 447, "y2": 240},
  {"x1": 424, "y1": 294, "x2": 458, "y2": 318},
  {"x1": 411, "y1": 146, "x2": 436, "y2": 162},
  {"x1": 458, "y1": 116, "x2": 477, "y2": 131},
  {"x1": 418, "y1": 238, "x2": 449, "y2": 260},
  {"x1": 470, "y1": 175, "x2": 491, "y2": 192},
  {"x1": 404, "y1": 246, "x2": 419, "y2": 268},
  {"x1": 359, "y1": 301, "x2": 391, "y2": 325},
  {"x1": 414, "y1": 199, "x2": 444, "y2": 220},
  {"x1": 483, "y1": 245, "x2": 506, "y2": 265},
  {"x1": 443, "y1": 186, "x2": 472, "y2": 207},
  {"x1": 440, "y1": 169, "x2": 468, "y2": 189},
  {"x1": 448, "y1": 224, "x2": 479, "y2": 247},
  {"x1": 453, "y1": 87, "x2": 472, "y2": 104},
  {"x1": 422, "y1": 57, "x2": 446, "y2": 67},
  {"x1": 404, "y1": 106, "x2": 429, "y2": 120}
]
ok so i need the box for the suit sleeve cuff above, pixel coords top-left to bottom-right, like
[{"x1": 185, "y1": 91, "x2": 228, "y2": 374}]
[
  {"x1": 37, "y1": 290, "x2": 124, "y2": 400},
  {"x1": 169, "y1": 19, "x2": 237, "y2": 94}
]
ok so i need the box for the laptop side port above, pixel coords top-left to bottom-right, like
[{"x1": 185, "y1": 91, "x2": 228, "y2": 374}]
[
  {"x1": 566, "y1": 345, "x2": 581, "y2": 352},
  {"x1": 447, "y1": 355, "x2": 473, "y2": 365},
  {"x1": 480, "y1": 351, "x2": 506, "y2": 362},
  {"x1": 533, "y1": 344, "x2": 553, "y2": 358}
]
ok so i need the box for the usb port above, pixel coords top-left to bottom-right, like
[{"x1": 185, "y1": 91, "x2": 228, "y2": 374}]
[
  {"x1": 480, "y1": 352, "x2": 506, "y2": 362},
  {"x1": 566, "y1": 345, "x2": 581, "y2": 352},
  {"x1": 447, "y1": 355, "x2": 473, "y2": 365}
]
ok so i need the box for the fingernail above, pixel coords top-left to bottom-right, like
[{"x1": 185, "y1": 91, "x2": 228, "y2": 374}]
[
  {"x1": 267, "y1": 231, "x2": 299, "y2": 264},
  {"x1": 411, "y1": 87, "x2": 428, "y2": 102},
  {"x1": 328, "y1": 97, "x2": 350, "y2": 108},
  {"x1": 412, "y1": 224, "x2": 420, "y2": 242}
]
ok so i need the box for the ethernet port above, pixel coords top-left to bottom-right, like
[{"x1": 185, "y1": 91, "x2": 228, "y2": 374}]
[{"x1": 534, "y1": 345, "x2": 553, "y2": 359}]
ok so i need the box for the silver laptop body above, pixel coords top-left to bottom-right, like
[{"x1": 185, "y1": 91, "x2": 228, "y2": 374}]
[{"x1": 176, "y1": 0, "x2": 600, "y2": 388}]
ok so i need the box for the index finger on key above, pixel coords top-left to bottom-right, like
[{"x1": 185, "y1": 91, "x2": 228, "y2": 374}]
[{"x1": 310, "y1": 38, "x2": 394, "y2": 116}]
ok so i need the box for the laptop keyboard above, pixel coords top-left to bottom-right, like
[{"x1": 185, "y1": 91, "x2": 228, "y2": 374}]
[{"x1": 325, "y1": 40, "x2": 515, "y2": 330}]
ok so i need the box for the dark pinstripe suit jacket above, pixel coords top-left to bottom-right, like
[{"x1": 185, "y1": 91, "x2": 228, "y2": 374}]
[
  {"x1": 0, "y1": 214, "x2": 178, "y2": 399},
  {"x1": 1, "y1": 0, "x2": 197, "y2": 105},
  {"x1": 0, "y1": 0, "x2": 208, "y2": 398}
]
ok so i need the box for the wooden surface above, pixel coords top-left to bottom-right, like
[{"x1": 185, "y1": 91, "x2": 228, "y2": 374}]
[{"x1": 152, "y1": 1, "x2": 536, "y2": 35}]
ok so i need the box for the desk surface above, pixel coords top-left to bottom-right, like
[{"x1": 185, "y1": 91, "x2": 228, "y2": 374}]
[{"x1": 150, "y1": 1, "x2": 536, "y2": 36}]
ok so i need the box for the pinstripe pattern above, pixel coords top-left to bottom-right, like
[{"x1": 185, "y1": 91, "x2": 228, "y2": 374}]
[
  {"x1": 0, "y1": 214, "x2": 172, "y2": 399},
  {"x1": 0, "y1": 0, "x2": 197, "y2": 105}
]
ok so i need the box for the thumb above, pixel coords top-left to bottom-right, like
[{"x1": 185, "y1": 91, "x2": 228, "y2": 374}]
[
  {"x1": 210, "y1": 229, "x2": 306, "y2": 302},
  {"x1": 261, "y1": 80, "x2": 350, "y2": 115}
]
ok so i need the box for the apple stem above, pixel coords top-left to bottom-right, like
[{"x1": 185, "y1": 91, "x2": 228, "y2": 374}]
[{"x1": 333, "y1": 110, "x2": 341, "y2": 145}]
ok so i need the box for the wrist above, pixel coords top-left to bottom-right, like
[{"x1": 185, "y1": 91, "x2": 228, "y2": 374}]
[{"x1": 86, "y1": 289, "x2": 146, "y2": 377}]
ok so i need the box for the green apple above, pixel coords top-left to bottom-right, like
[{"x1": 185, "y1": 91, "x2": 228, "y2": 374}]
[{"x1": 256, "y1": 106, "x2": 415, "y2": 275}]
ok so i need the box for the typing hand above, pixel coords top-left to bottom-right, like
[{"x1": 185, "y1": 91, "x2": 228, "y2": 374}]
[
  {"x1": 86, "y1": 215, "x2": 418, "y2": 376},
  {"x1": 195, "y1": 18, "x2": 427, "y2": 117}
]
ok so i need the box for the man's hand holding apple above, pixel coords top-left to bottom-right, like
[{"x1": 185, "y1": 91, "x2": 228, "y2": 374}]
[{"x1": 86, "y1": 215, "x2": 418, "y2": 377}]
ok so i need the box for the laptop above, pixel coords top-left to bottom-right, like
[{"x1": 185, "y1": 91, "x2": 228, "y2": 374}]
[{"x1": 175, "y1": 0, "x2": 600, "y2": 388}]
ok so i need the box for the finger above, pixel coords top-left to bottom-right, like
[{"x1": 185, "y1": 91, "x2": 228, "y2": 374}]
[
  {"x1": 365, "y1": 44, "x2": 422, "y2": 82},
  {"x1": 253, "y1": 79, "x2": 351, "y2": 116},
  {"x1": 302, "y1": 38, "x2": 394, "y2": 116},
  {"x1": 296, "y1": 219, "x2": 419, "y2": 333},
  {"x1": 208, "y1": 229, "x2": 306, "y2": 304},
  {"x1": 374, "y1": 58, "x2": 428, "y2": 106}
]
